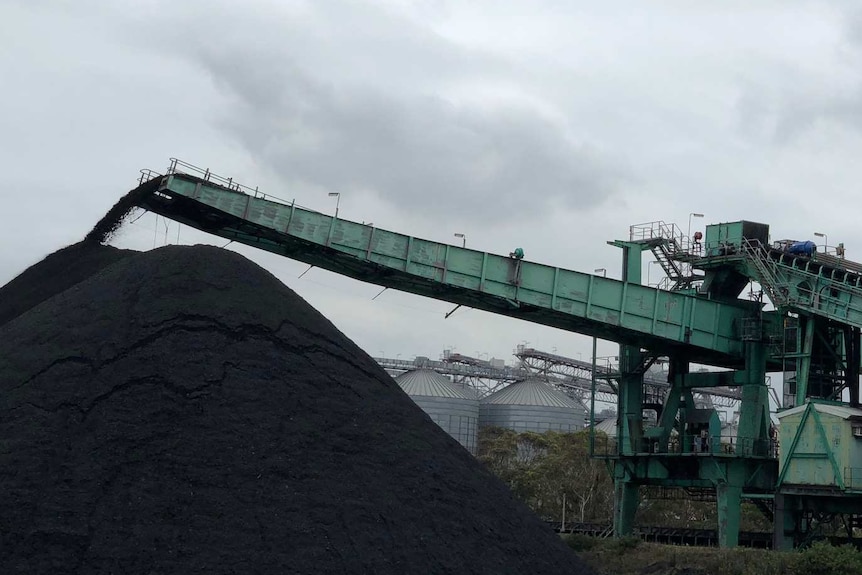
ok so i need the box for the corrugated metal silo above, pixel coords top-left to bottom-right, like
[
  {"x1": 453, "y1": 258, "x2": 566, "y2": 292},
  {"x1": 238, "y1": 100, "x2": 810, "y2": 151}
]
[
  {"x1": 395, "y1": 369, "x2": 479, "y2": 454},
  {"x1": 594, "y1": 416, "x2": 617, "y2": 438},
  {"x1": 479, "y1": 378, "x2": 587, "y2": 433}
]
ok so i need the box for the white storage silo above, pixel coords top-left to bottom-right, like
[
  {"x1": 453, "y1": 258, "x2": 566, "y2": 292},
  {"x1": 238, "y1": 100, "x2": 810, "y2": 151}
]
[
  {"x1": 594, "y1": 416, "x2": 617, "y2": 439},
  {"x1": 479, "y1": 378, "x2": 587, "y2": 433},
  {"x1": 395, "y1": 369, "x2": 479, "y2": 454}
]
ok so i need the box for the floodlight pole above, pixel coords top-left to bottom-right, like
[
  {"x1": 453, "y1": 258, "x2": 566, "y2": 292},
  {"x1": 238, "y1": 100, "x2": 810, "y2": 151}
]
[
  {"x1": 328, "y1": 192, "x2": 341, "y2": 218},
  {"x1": 814, "y1": 232, "x2": 827, "y2": 252}
]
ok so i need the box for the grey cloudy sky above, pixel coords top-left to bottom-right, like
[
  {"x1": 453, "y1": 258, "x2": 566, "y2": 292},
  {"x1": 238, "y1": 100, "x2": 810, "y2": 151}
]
[{"x1": 3, "y1": 0, "x2": 862, "y2": 365}]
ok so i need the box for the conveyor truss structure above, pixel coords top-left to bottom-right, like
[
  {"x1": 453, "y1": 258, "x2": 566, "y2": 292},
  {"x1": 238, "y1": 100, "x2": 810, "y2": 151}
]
[{"x1": 375, "y1": 347, "x2": 742, "y2": 408}]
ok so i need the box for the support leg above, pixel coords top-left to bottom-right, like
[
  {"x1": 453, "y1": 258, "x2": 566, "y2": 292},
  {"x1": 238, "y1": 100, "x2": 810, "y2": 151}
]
[
  {"x1": 717, "y1": 482, "x2": 742, "y2": 547},
  {"x1": 796, "y1": 318, "x2": 815, "y2": 405},
  {"x1": 773, "y1": 493, "x2": 795, "y2": 550},
  {"x1": 613, "y1": 475, "x2": 639, "y2": 538}
]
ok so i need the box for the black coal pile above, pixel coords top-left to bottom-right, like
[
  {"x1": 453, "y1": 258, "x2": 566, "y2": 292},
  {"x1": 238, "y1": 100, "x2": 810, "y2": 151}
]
[
  {"x1": 0, "y1": 242, "x2": 134, "y2": 327},
  {"x1": 0, "y1": 239, "x2": 594, "y2": 574}
]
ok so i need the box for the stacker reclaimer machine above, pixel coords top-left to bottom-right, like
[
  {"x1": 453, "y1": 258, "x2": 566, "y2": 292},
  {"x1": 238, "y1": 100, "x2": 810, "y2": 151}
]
[{"x1": 126, "y1": 159, "x2": 862, "y2": 548}]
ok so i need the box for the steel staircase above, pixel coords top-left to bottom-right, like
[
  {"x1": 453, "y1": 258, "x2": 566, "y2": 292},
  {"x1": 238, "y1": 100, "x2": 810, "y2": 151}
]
[{"x1": 629, "y1": 221, "x2": 703, "y2": 290}]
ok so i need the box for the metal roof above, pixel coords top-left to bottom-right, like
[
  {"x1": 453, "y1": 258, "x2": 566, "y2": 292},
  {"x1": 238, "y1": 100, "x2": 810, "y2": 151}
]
[
  {"x1": 594, "y1": 417, "x2": 617, "y2": 438},
  {"x1": 481, "y1": 379, "x2": 582, "y2": 409},
  {"x1": 394, "y1": 369, "x2": 475, "y2": 400},
  {"x1": 776, "y1": 402, "x2": 862, "y2": 421}
]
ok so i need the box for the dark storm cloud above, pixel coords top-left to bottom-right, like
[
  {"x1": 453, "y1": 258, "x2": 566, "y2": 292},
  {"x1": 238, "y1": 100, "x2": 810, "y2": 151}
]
[
  {"x1": 209, "y1": 60, "x2": 623, "y2": 217},
  {"x1": 146, "y1": 1, "x2": 629, "y2": 220}
]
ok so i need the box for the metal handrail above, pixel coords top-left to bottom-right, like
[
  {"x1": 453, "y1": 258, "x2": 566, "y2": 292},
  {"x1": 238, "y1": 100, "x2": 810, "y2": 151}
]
[
  {"x1": 740, "y1": 239, "x2": 862, "y2": 326},
  {"x1": 165, "y1": 158, "x2": 299, "y2": 208},
  {"x1": 591, "y1": 433, "x2": 776, "y2": 458},
  {"x1": 138, "y1": 169, "x2": 162, "y2": 185},
  {"x1": 629, "y1": 220, "x2": 697, "y2": 253},
  {"x1": 656, "y1": 276, "x2": 674, "y2": 291},
  {"x1": 739, "y1": 239, "x2": 786, "y2": 306}
]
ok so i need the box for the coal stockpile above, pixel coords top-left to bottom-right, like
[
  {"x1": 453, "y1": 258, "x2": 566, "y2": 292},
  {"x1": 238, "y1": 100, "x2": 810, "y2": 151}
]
[
  {"x1": 0, "y1": 240, "x2": 594, "y2": 574},
  {"x1": 0, "y1": 177, "x2": 156, "y2": 327},
  {"x1": 0, "y1": 241, "x2": 134, "y2": 327}
]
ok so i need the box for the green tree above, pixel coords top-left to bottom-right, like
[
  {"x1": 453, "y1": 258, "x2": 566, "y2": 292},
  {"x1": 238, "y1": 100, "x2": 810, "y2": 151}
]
[{"x1": 477, "y1": 428, "x2": 613, "y2": 524}]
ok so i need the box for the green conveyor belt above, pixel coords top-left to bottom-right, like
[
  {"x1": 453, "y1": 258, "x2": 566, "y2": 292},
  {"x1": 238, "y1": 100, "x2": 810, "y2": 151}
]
[{"x1": 134, "y1": 172, "x2": 758, "y2": 367}]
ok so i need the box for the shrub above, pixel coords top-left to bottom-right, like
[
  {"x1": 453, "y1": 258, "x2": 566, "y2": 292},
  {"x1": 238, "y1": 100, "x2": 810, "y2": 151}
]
[
  {"x1": 607, "y1": 535, "x2": 642, "y2": 551},
  {"x1": 564, "y1": 533, "x2": 598, "y2": 552},
  {"x1": 796, "y1": 540, "x2": 862, "y2": 575}
]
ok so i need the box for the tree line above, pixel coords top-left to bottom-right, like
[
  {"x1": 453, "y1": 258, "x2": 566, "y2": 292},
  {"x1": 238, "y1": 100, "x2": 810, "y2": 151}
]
[{"x1": 477, "y1": 427, "x2": 771, "y2": 531}]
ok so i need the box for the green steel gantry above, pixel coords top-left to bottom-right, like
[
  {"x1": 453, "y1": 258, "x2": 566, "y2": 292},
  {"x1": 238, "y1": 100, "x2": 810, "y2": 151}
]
[{"x1": 126, "y1": 160, "x2": 862, "y2": 548}]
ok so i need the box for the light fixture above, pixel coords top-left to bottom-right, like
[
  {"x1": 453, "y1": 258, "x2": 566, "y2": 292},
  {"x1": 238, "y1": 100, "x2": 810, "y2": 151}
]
[
  {"x1": 688, "y1": 212, "x2": 704, "y2": 240},
  {"x1": 454, "y1": 233, "x2": 466, "y2": 248},
  {"x1": 328, "y1": 192, "x2": 340, "y2": 218},
  {"x1": 814, "y1": 232, "x2": 827, "y2": 252}
]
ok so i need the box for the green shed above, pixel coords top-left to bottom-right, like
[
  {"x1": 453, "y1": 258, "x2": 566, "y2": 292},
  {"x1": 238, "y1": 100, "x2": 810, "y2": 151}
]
[
  {"x1": 776, "y1": 402, "x2": 862, "y2": 490},
  {"x1": 703, "y1": 221, "x2": 769, "y2": 256}
]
